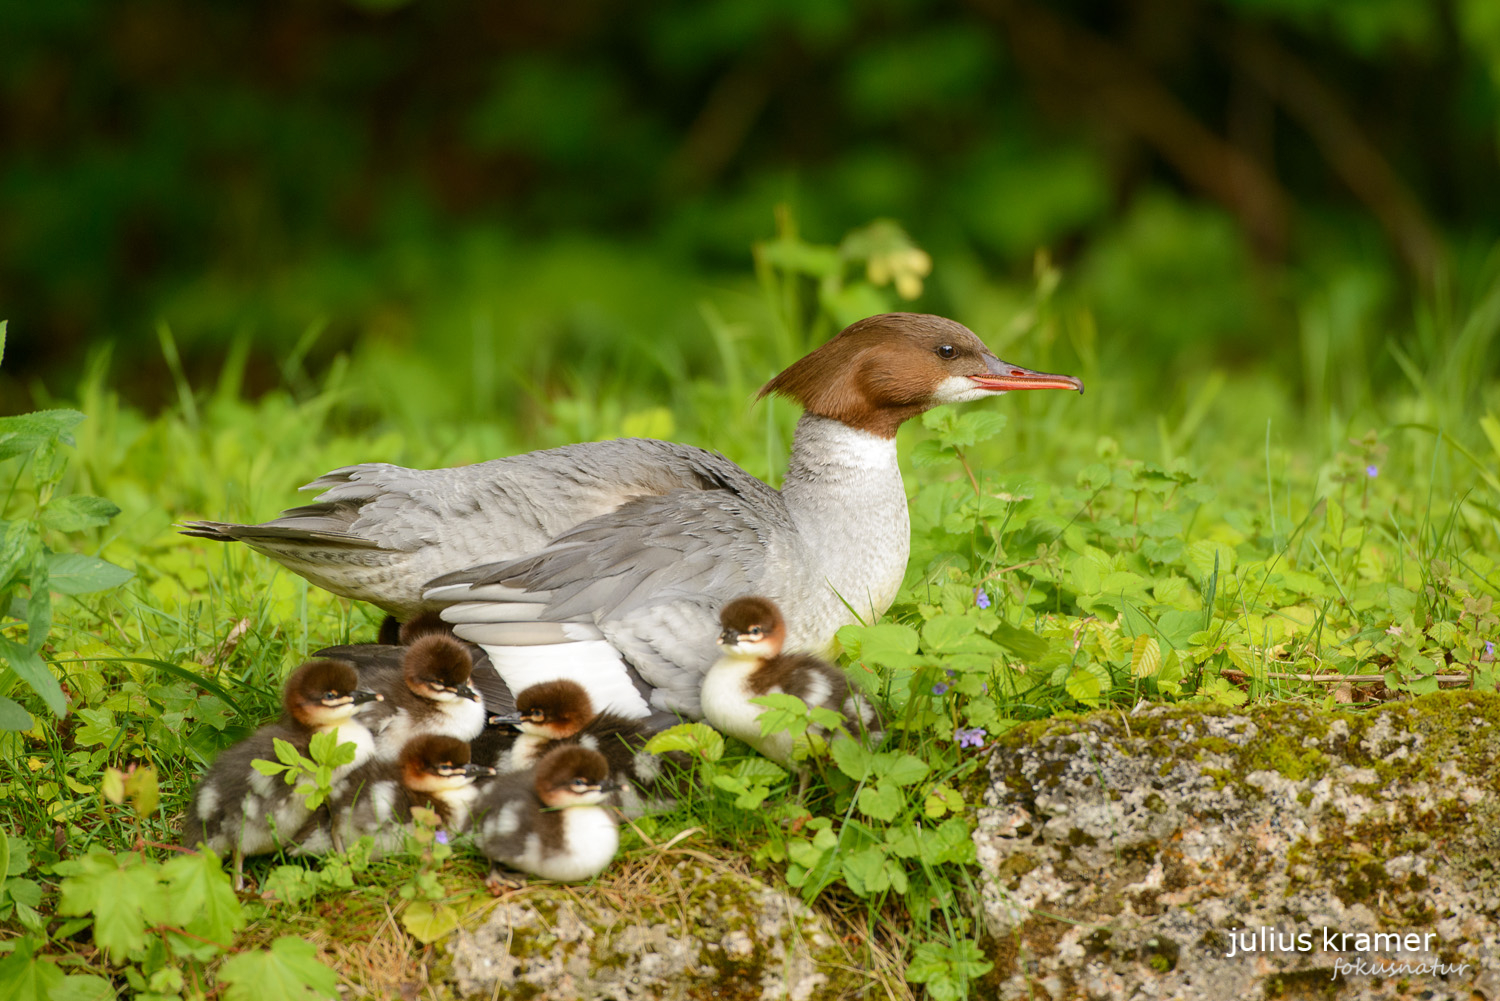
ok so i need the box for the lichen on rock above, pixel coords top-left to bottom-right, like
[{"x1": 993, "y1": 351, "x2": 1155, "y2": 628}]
[
  {"x1": 973, "y1": 691, "x2": 1500, "y2": 1000},
  {"x1": 443, "y1": 857, "x2": 853, "y2": 1000}
]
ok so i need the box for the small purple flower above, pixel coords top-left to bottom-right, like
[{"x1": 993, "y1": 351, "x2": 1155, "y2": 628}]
[
  {"x1": 974, "y1": 588, "x2": 992, "y2": 609},
  {"x1": 932, "y1": 682, "x2": 950, "y2": 696},
  {"x1": 945, "y1": 669, "x2": 957, "y2": 678},
  {"x1": 435, "y1": 830, "x2": 449, "y2": 845},
  {"x1": 1487, "y1": 640, "x2": 1496, "y2": 658},
  {"x1": 956, "y1": 727, "x2": 987, "y2": 749},
  {"x1": 1366, "y1": 465, "x2": 1379, "y2": 478}
]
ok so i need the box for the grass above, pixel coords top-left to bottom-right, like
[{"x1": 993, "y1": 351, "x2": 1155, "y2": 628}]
[{"x1": 2, "y1": 227, "x2": 1499, "y2": 999}]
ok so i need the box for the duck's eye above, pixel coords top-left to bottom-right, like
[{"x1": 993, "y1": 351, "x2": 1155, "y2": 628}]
[
  {"x1": 936, "y1": 344, "x2": 957, "y2": 360},
  {"x1": 571, "y1": 778, "x2": 589, "y2": 791},
  {"x1": 323, "y1": 691, "x2": 339, "y2": 700},
  {"x1": 749, "y1": 626, "x2": 763, "y2": 638}
]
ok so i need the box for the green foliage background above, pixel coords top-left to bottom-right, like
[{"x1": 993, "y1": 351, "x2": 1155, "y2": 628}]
[{"x1": 4, "y1": 0, "x2": 1500, "y2": 417}]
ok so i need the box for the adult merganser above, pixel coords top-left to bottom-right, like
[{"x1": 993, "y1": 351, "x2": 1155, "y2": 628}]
[
  {"x1": 702, "y1": 595, "x2": 883, "y2": 765},
  {"x1": 295, "y1": 734, "x2": 496, "y2": 856},
  {"x1": 476, "y1": 745, "x2": 621, "y2": 888},
  {"x1": 486, "y1": 679, "x2": 674, "y2": 817},
  {"x1": 181, "y1": 313, "x2": 1083, "y2": 720},
  {"x1": 181, "y1": 658, "x2": 382, "y2": 884},
  {"x1": 353, "y1": 633, "x2": 489, "y2": 760}
]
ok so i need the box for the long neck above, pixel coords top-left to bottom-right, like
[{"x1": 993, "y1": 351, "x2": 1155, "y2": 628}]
[{"x1": 778, "y1": 414, "x2": 910, "y2": 631}]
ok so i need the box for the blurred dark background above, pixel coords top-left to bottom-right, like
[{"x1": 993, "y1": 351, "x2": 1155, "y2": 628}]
[{"x1": 3, "y1": 0, "x2": 1498, "y2": 414}]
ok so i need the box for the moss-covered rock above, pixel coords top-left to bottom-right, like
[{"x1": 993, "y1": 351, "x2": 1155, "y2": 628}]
[
  {"x1": 442, "y1": 858, "x2": 855, "y2": 999},
  {"x1": 973, "y1": 692, "x2": 1500, "y2": 1001}
]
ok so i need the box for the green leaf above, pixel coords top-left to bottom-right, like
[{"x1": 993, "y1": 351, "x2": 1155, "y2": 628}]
[
  {"x1": 1185, "y1": 540, "x2": 1236, "y2": 582},
  {"x1": 877, "y1": 752, "x2": 930, "y2": 787},
  {"x1": 945, "y1": 411, "x2": 1009, "y2": 448},
  {"x1": 840, "y1": 846, "x2": 893, "y2": 895},
  {"x1": 749, "y1": 692, "x2": 810, "y2": 737},
  {"x1": 0, "y1": 409, "x2": 86, "y2": 461},
  {"x1": 0, "y1": 939, "x2": 63, "y2": 1001},
  {"x1": 830, "y1": 735, "x2": 873, "y2": 781},
  {"x1": 50, "y1": 974, "x2": 116, "y2": 1001},
  {"x1": 39, "y1": 496, "x2": 121, "y2": 534},
  {"x1": 162, "y1": 850, "x2": 244, "y2": 945},
  {"x1": 1, "y1": 834, "x2": 24, "y2": 877},
  {"x1": 990, "y1": 622, "x2": 1050, "y2": 661},
  {"x1": 0, "y1": 696, "x2": 32, "y2": 731},
  {"x1": 42, "y1": 553, "x2": 134, "y2": 595},
  {"x1": 857, "y1": 780, "x2": 904, "y2": 821},
  {"x1": 1064, "y1": 661, "x2": 1107, "y2": 707},
  {"x1": 644, "y1": 722, "x2": 725, "y2": 762},
  {"x1": 24, "y1": 558, "x2": 50, "y2": 653},
  {"x1": 56, "y1": 850, "x2": 168, "y2": 964},
  {"x1": 251, "y1": 758, "x2": 287, "y2": 777},
  {"x1": 838, "y1": 622, "x2": 924, "y2": 669},
  {"x1": 218, "y1": 937, "x2": 339, "y2": 1001},
  {"x1": 400, "y1": 901, "x2": 461, "y2": 944},
  {"x1": 0, "y1": 635, "x2": 66, "y2": 716}
]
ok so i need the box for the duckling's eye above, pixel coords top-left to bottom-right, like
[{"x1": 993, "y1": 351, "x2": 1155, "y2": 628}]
[
  {"x1": 936, "y1": 344, "x2": 957, "y2": 360},
  {"x1": 748, "y1": 626, "x2": 763, "y2": 638},
  {"x1": 323, "y1": 691, "x2": 339, "y2": 700},
  {"x1": 571, "y1": 778, "x2": 589, "y2": 791}
]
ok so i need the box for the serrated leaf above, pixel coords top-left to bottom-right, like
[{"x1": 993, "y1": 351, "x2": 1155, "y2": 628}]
[
  {"x1": 0, "y1": 939, "x2": 64, "y2": 1001},
  {"x1": 162, "y1": 849, "x2": 244, "y2": 945},
  {"x1": 944, "y1": 411, "x2": 1008, "y2": 448},
  {"x1": 749, "y1": 692, "x2": 810, "y2": 737},
  {"x1": 39, "y1": 496, "x2": 121, "y2": 534},
  {"x1": 1185, "y1": 540, "x2": 1236, "y2": 582},
  {"x1": 1130, "y1": 635, "x2": 1162, "y2": 679},
  {"x1": 838, "y1": 622, "x2": 923, "y2": 669},
  {"x1": 643, "y1": 722, "x2": 724, "y2": 762},
  {"x1": 42, "y1": 553, "x2": 133, "y2": 595},
  {"x1": 1064, "y1": 661, "x2": 1106, "y2": 707},
  {"x1": 909, "y1": 439, "x2": 954, "y2": 469},
  {"x1": 0, "y1": 635, "x2": 66, "y2": 716},
  {"x1": 56, "y1": 851, "x2": 168, "y2": 964},
  {"x1": 218, "y1": 936, "x2": 338, "y2": 1001},
  {"x1": 730, "y1": 757, "x2": 786, "y2": 785},
  {"x1": 0, "y1": 409, "x2": 86, "y2": 461},
  {"x1": 0, "y1": 696, "x2": 32, "y2": 731}
]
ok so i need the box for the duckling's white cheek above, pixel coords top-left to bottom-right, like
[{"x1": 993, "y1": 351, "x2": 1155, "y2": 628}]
[{"x1": 196, "y1": 785, "x2": 220, "y2": 821}]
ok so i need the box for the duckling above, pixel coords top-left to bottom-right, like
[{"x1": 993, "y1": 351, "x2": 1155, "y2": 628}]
[
  {"x1": 701, "y1": 595, "x2": 883, "y2": 765},
  {"x1": 181, "y1": 658, "x2": 382, "y2": 885},
  {"x1": 476, "y1": 745, "x2": 620, "y2": 889},
  {"x1": 486, "y1": 679, "x2": 675, "y2": 817},
  {"x1": 356, "y1": 633, "x2": 489, "y2": 760},
  {"x1": 296, "y1": 734, "x2": 496, "y2": 856}
]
